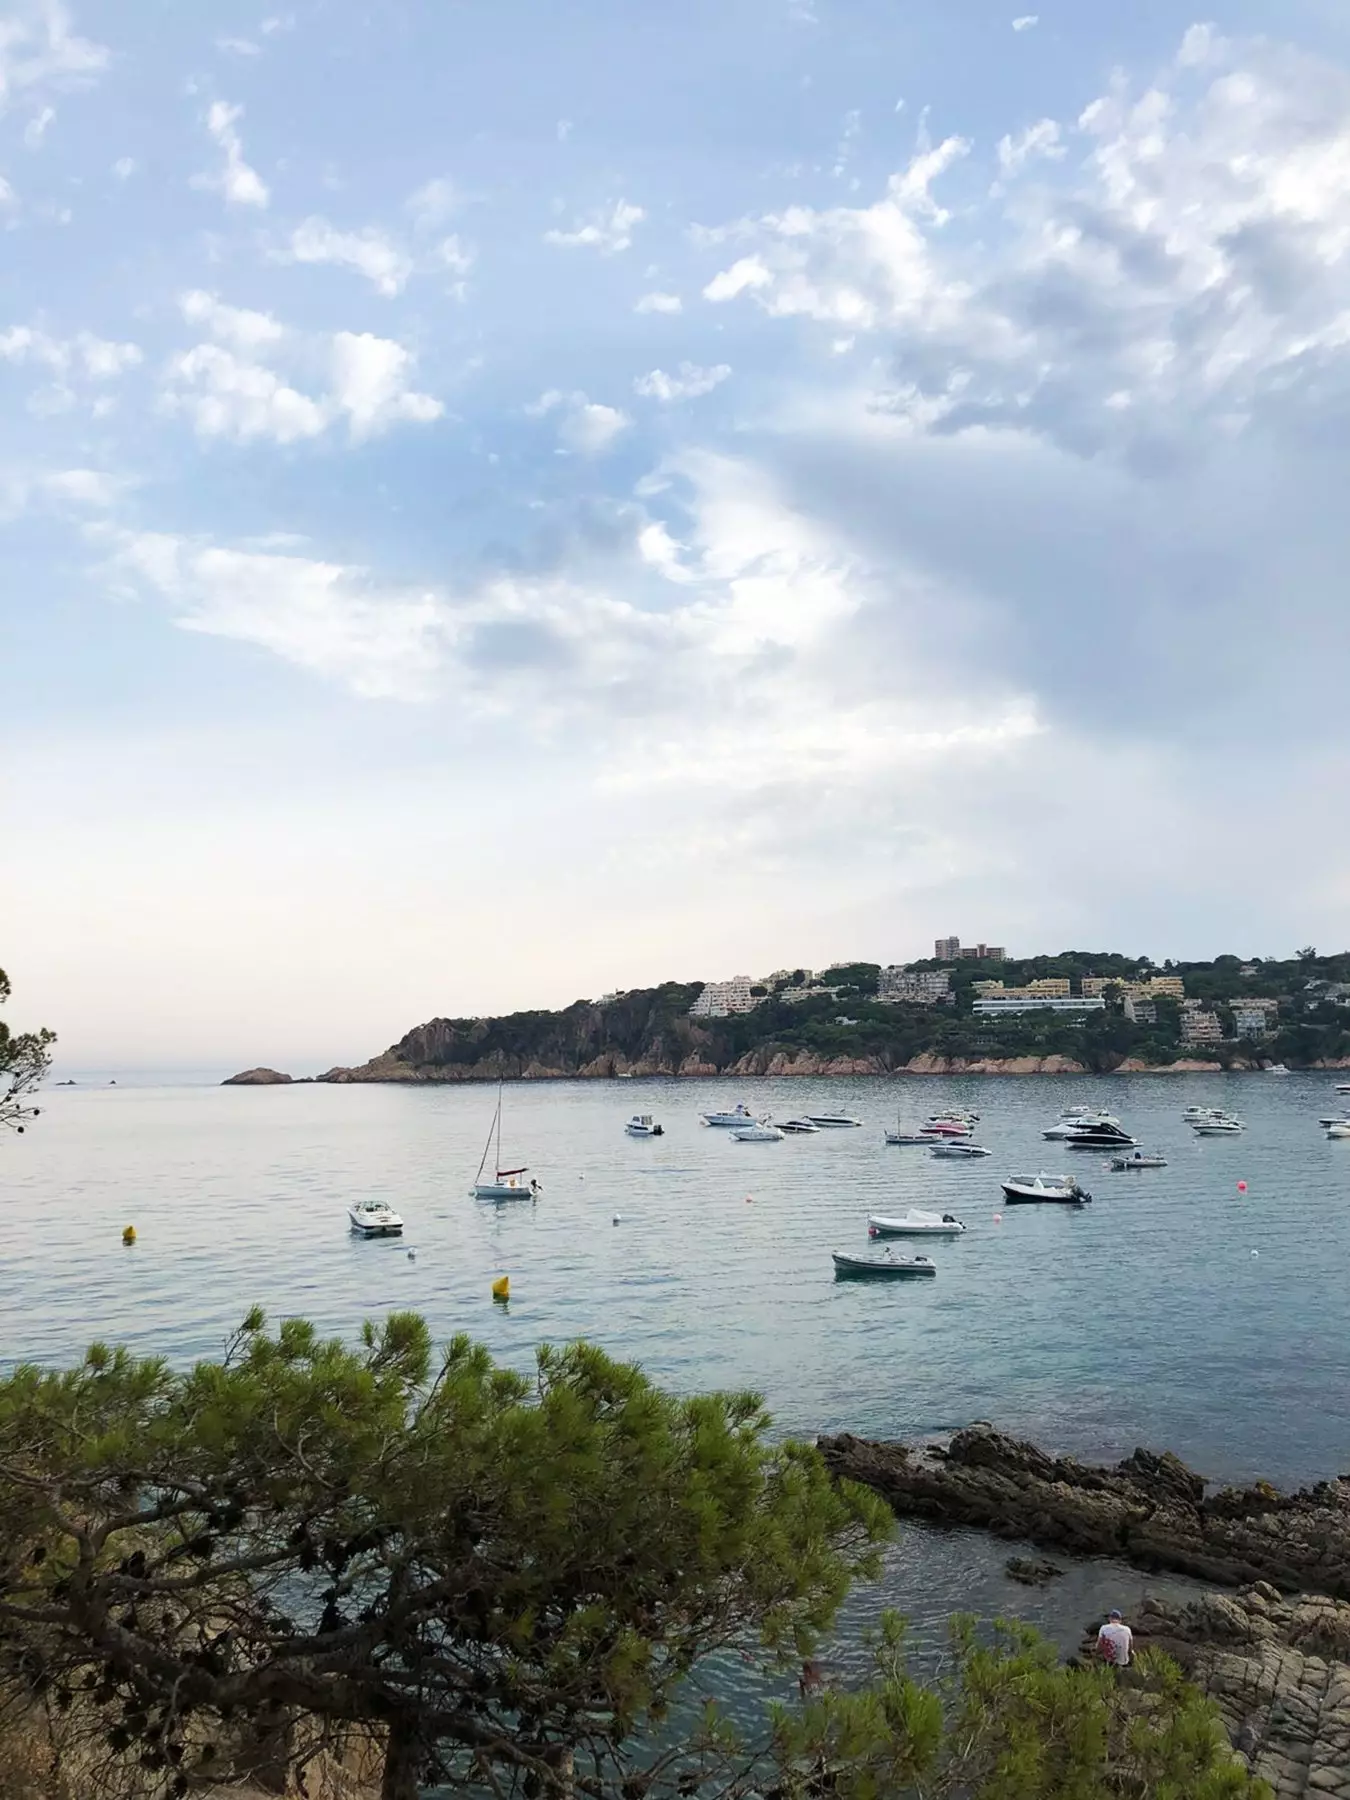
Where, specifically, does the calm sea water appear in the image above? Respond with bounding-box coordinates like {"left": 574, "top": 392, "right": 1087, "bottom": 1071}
{"left": 4, "top": 1071, "right": 1347, "bottom": 1660}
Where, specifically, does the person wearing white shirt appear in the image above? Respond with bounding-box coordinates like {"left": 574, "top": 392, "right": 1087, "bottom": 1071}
{"left": 1096, "top": 1608, "right": 1133, "bottom": 1669}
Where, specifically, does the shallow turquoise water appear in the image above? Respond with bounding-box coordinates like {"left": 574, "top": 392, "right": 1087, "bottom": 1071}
{"left": 6, "top": 1071, "right": 1349, "bottom": 1490}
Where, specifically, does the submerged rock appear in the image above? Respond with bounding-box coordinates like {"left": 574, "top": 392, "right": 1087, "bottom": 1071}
{"left": 1005, "top": 1555, "right": 1065, "bottom": 1585}
{"left": 818, "top": 1424, "right": 1350, "bottom": 1596}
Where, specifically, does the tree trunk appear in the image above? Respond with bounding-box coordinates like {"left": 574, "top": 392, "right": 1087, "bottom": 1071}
{"left": 381, "top": 1722, "right": 424, "bottom": 1800}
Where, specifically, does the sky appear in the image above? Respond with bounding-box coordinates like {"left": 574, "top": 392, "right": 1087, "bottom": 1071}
{"left": 5, "top": 0, "right": 1350, "bottom": 1070}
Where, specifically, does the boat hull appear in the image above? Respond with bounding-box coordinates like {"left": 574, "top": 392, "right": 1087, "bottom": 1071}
{"left": 868, "top": 1213, "right": 964, "bottom": 1237}
{"left": 832, "top": 1253, "right": 936, "bottom": 1279}
{"left": 472, "top": 1182, "right": 539, "bottom": 1202}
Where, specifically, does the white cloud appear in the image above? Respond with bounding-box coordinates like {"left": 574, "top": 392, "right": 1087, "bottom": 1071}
{"left": 544, "top": 198, "right": 644, "bottom": 254}
{"left": 111, "top": 155, "right": 135, "bottom": 180}
{"left": 23, "top": 102, "right": 53, "bottom": 145}
{"left": 193, "top": 100, "right": 269, "bottom": 210}
{"left": 634, "top": 361, "right": 731, "bottom": 402}
{"left": 164, "top": 343, "right": 329, "bottom": 444}
{"left": 164, "top": 297, "right": 441, "bottom": 444}
{"left": 0, "top": 1, "right": 106, "bottom": 115}
{"left": 703, "top": 256, "right": 773, "bottom": 302}
{"left": 180, "top": 289, "right": 285, "bottom": 352}
{"left": 109, "top": 533, "right": 451, "bottom": 701}
{"left": 1011, "top": 14, "right": 1039, "bottom": 31}
{"left": 0, "top": 174, "right": 14, "bottom": 206}
{"left": 328, "top": 332, "right": 443, "bottom": 438}
{"left": 404, "top": 176, "right": 457, "bottom": 231}
{"left": 285, "top": 217, "right": 413, "bottom": 296}
{"left": 635, "top": 291, "right": 682, "bottom": 314}
{"left": 561, "top": 400, "right": 629, "bottom": 455}
{"left": 0, "top": 323, "right": 142, "bottom": 381}
{"left": 436, "top": 234, "right": 473, "bottom": 276}
{"left": 996, "top": 117, "right": 1063, "bottom": 174}
{"left": 0, "top": 463, "right": 121, "bottom": 517}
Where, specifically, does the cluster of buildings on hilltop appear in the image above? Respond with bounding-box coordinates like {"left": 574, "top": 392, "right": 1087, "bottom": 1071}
{"left": 684, "top": 941, "right": 1297, "bottom": 1045}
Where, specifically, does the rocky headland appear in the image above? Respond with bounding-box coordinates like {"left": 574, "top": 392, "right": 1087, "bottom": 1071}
{"left": 222, "top": 1067, "right": 297, "bottom": 1086}
{"left": 819, "top": 1425, "right": 1350, "bottom": 1595}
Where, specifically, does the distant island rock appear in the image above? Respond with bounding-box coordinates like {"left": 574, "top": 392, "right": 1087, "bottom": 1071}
{"left": 222, "top": 1068, "right": 295, "bottom": 1086}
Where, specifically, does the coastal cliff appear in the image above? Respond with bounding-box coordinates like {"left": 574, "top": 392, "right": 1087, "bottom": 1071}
{"left": 314, "top": 951, "right": 1350, "bottom": 1084}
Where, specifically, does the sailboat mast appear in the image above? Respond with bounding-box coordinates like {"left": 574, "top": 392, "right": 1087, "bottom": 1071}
{"left": 495, "top": 1079, "right": 503, "bottom": 1178}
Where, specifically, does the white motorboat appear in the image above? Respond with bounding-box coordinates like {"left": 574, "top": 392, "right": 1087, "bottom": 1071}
{"left": 701, "top": 1104, "right": 759, "bottom": 1128}
{"left": 1043, "top": 1109, "right": 1122, "bottom": 1140}
{"left": 929, "top": 1141, "right": 991, "bottom": 1158}
{"left": 1110, "top": 1150, "right": 1168, "bottom": 1170}
{"left": 471, "top": 1083, "right": 542, "bottom": 1201}
{"left": 1183, "top": 1105, "right": 1237, "bottom": 1123}
{"left": 1327, "top": 1123, "right": 1350, "bottom": 1139}
{"left": 920, "top": 1119, "right": 972, "bottom": 1138}
{"left": 624, "top": 1114, "right": 664, "bottom": 1137}
{"left": 1191, "top": 1119, "right": 1244, "bottom": 1136}
{"left": 1337, "top": 1084, "right": 1350, "bottom": 1094}
{"left": 868, "top": 1210, "right": 966, "bottom": 1237}
{"left": 1001, "top": 1173, "right": 1091, "bottom": 1205}
{"left": 778, "top": 1117, "right": 822, "bottom": 1133}
{"left": 885, "top": 1129, "right": 933, "bottom": 1145}
{"left": 832, "top": 1251, "right": 936, "bottom": 1280}
{"left": 806, "top": 1113, "right": 864, "bottom": 1128}
{"left": 349, "top": 1199, "right": 404, "bottom": 1237}
{"left": 731, "top": 1122, "right": 785, "bottom": 1142}
{"left": 1265, "top": 1064, "right": 1291, "bottom": 1075}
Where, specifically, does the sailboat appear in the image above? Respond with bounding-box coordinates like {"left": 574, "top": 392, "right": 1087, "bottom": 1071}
{"left": 471, "top": 1084, "right": 542, "bottom": 1201}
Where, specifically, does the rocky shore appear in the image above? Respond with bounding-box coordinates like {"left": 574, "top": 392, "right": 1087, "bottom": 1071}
{"left": 315, "top": 1050, "right": 1248, "bottom": 1082}
{"left": 822, "top": 1425, "right": 1350, "bottom": 1794}
{"left": 819, "top": 1425, "right": 1350, "bottom": 1595}
{"left": 1086, "top": 1586, "right": 1350, "bottom": 1798}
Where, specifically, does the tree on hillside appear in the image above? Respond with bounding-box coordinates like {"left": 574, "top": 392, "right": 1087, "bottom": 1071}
{"left": 0, "top": 1314, "right": 891, "bottom": 1800}
{"left": 0, "top": 968, "right": 54, "bottom": 1134}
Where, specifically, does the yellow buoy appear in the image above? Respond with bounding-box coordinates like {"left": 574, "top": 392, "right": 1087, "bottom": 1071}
{"left": 122, "top": 1225, "right": 136, "bottom": 1246}
{"left": 491, "top": 1275, "right": 510, "bottom": 1303}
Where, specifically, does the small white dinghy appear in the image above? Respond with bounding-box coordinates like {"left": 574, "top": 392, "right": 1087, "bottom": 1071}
{"left": 731, "top": 1122, "right": 785, "bottom": 1142}
{"left": 930, "top": 1141, "right": 991, "bottom": 1159}
{"left": 1110, "top": 1150, "right": 1168, "bottom": 1170}
{"left": 349, "top": 1199, "right": 404, "bottom": 1237}
{"left": 868, "top": 1210, "right": 966, "bottom": 1238}
{"left": 1327, "top": 1123, "right": 1350, "bottom": 1140}
{"left": 1191, "top": 1118, "right": 1244, "bottom": 1136}
{"left": 1001, "top": 1173, "right": 1091, "bottom": 1205}
{"left": 624, "top": 1114, "right": 664, "bottom": 1137}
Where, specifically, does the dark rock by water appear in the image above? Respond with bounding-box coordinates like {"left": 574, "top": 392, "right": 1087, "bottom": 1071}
{"left": 1005, "top": 1555, "right": 1065, "bottom": 1585}
{"left": 819, "top": 1424, "right": 1350, "bottom": 1596}
{"left": 222, "top": 1067, "right": 294, "bottom": 1086}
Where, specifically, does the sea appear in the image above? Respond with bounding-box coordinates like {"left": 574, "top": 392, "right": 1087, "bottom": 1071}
{"left": 5, "top": 1070, "right": 1349, "bottom": 1670}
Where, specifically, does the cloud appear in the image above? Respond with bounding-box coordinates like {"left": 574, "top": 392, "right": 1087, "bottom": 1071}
{"left": 216, "top": 35, "right": 260, "bottom": 56}
{"left": 0, "top": 174, "right": 15, "bottom": 206}
{"left": 163, "top": 294, "right": 441, "bottom": 444}
{"left": 1011, "top": 14, "right": 1039, "bottom": 30}
{"left": 528, "top": 388, "right": 630, "bottom": 455}
{"left": 544, "top": 198, "right": 644, "bottom": 254}
{"left": 328, "top": 332, "right": 443, "bottom": 437}
{"left": 0, "top": 462, "right": 121, "bottom": 517}
{"left": 0, "top": 1, "right": 106, "bottom": 115}
{"left": 111, "top": 155, "right": 135, "bottom": 179}
{"left": 635, "top": 291, "right": 682, "bottom": 314}
{"left": 703, "top": 256, "right": 773, "bottom": 302}
{"left": 404, "top": 176, "right": 457, "bottom": 231}
{"left": 109, "top": 533, "right": 451, "bottom": 701}
{"left": 695, "top": 32, "right": 1350, "bottom": 465}
{"left": 995, "top": 117, "right": 1063, "bottom": 174}
{"left": 192, "top": 100, "right": 269, "bottom": 209}
{"left": 285, "top": 217, "right": 414, "bottom": 295}
{"left": 0, "top": 323, "right": 142, "bottom": 400}
{"left": 23, "top": 103, "right": 53, "bottom": 146}
{"left": 633, "top": 361, "right": 731, "bottom": 402}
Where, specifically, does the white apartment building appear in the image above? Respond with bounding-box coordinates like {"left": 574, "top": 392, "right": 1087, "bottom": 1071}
{"left": 689, "top": 976, "right": 762, "bottom": 1019}
{"left": 972, "top": 978, "right": 1072, "bottom": 1000}
{"left": 1123, "top": 996, "right": 1157, "bottom": 1025}
{"left": 1232, "top": 1006, "right": 1273, "bottom": 1039}
{"left": 972, "top": 995, "right": 1105, "bottom": 1016}
{"left": 1081, "top": 976, "right": 1186, "bottom": 1001}
{"left": 877, "top": 967, "right": 952, "bottom": 1006}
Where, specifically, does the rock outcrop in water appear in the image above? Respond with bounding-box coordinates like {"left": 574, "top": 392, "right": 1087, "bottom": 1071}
{"left": 222, "top": 1067, "right": 295, "bottom": 1085}
{"left": 1083, "top": 1585, "right": 1350, "bottom": 1798}
{"left": 818, "top": 1425, "right": 1350, "bottom": 1596}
